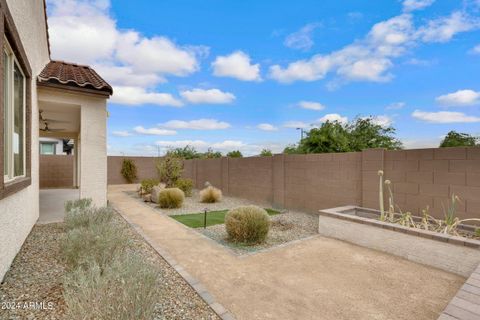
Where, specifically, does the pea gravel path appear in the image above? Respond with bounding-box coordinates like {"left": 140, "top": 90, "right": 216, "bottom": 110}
{"left": 0, "top": 214, "right": 219, "bottom": 320}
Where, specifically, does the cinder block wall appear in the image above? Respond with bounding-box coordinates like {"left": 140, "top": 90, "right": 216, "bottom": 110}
{"left": 39, "top": 155, "right": 74, "bottom": 188}
{"left": 107, "top": 147, "right": 480, "bottom": 218}
{"left": 364, "top": 147, "right": 480, "bottom": 220}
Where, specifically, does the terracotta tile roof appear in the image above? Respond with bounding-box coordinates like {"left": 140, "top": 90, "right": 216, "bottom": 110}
{"left": 38, "top": 60, "right": 113, "bottom": 95}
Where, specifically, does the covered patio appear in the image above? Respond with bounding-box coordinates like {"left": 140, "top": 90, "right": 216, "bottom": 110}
{"left": 37, "top": 61, "right": 112, "bottom": 215}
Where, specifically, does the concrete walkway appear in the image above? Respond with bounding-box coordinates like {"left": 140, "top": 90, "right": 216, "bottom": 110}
{"left": 39, "top": 188, "right": 79, "bottom": 224}
{"left": 109, "top": 184, "right": 464, "bottom": 320}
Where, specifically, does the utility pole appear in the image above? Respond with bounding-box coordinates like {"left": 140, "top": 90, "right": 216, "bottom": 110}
{"left": 296, "top": 127, "right": 305, "bottom": 141}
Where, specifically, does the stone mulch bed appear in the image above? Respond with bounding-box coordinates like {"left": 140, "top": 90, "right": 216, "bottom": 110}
{"left": 199, "top": 210, "right": 319, "bottom": 255}
{"left": 128, "top": 189, "right": 269, "bottom": 216}
{"left": 0, "top": 213, "right": 219, "bottom": 320}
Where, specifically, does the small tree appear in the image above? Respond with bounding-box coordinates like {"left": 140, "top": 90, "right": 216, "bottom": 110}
{"left": 202, "top": 148, "right": 222, "bottom": 159}
{"left": 300, "top": 121, "right": 350, "bottom": 153}
{"left": 260, "top": 149, "right": 273, "bottom": 156}
{"left": 120, "top": 159, "right": 137, "bottom": 183}
{"left": 440, "top": 131, "right": 478, "bottom": 148}
{"left": 166, "top": 145, "right": 200, "bottom": 159}
{"left": 227, "top": 150, "right": 243, "bottom": 158}
{"left": 347, "top": 117, "right": 402, "bottom": 151}
{"left": 156, "top": 156, "right": 183, "bottom": 187}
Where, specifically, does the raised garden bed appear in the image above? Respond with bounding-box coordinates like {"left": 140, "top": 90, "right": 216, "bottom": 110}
{"left": 318, "top": 205, "right": 480, "bottom": 277}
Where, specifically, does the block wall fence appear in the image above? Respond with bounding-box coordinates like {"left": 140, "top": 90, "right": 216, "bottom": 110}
{"left": 39, "top": 155, "right": 74, "bottom": 188}
{"left": 104, "top": 147, "right": 479, "bottom": 219}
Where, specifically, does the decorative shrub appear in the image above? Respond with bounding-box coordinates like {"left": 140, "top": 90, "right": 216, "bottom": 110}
{"left": 61, "top": 221, "right": 130, "bottom": 270}
{"left": 65, "top": 198, "right": 92, "bottom": 214}
{"left": 225, "top": 206, "right": 270, "bottom": 244}
{"left": 140, "top": 179, "right": 159, "bottom": 194}
{"left": 158, "top": 188, "right": 185, "bottom": 208}
{"left": 156, "top": 156, "right": 183, "bottom": 187}
{"left": 64, "top": 253, "right": 159, "bottom": 320}
{"left": 64, "top": 206, "right": 114, "bottom": 231}
{"left": 121, "top": 159, "right": 137, "bottom": 183}
{"left": 175, "top": 178, "right": 193, "bottom": 197}
{"left": 200, "top": 186, "right": 222, "bottom": 203}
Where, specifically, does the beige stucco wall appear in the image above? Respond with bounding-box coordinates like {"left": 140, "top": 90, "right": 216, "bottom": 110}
{"left": 38, "top": 88, "right": 108, "bottom": 207}
{"left": 0, "top": 0, "right": 50, "bottom": 281}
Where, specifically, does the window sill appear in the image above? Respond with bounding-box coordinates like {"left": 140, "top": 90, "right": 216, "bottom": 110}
{"left": 0, "top": 176, "right": 31, "bottom": 200}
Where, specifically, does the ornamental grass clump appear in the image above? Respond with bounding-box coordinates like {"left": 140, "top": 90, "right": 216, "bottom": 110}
{"left": 158, "top": 188, "right": 185, "bottom": 208}
{"left": 65, "top": 198, "right": 92, "bottom": 214}
{"left": 225, "top": 206, "right": 270, "bottom": 244}
{"left": 64, "top": 253, "right": 159, "bottom": 320}
{"left": 64, "top": 206, "right": 114, "bottom": 231}
{"left": 200, "top": 186, "right": 222, "bottom": 203}
{"left": 174, "top": 178, "right": 193, "bottom": 197}
{"left": 61, "top": 220, "right": 130, "bottom": 271}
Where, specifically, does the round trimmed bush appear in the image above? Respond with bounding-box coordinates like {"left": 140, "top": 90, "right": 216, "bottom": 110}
{"left": 200, "top": 186, "right": 222, "bottom": 203}
{"left": 225, "top": 206, "right": 270, "bottom": 244}
{"left": 158, "top": 188, "right": 185, "bottom": 208}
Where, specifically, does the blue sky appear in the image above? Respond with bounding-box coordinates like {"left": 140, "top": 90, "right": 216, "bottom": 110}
{"left": 47, "top": 0, "right": 480, "bottom": 155}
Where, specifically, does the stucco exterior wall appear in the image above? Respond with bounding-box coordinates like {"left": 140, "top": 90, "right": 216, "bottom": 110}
{"left": 0, "top": 0, "right": 50, "bottom": 281}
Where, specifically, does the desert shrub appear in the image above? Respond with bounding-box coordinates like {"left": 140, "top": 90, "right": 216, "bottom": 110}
{"left": 225, "top": 206, "right": 270, "bottom": 244}
{"left": 226, "top": 150, "right": 243, "bottom": 158}
{"left": 260, "top": 149, "right": 273, "bottom": 156}
{"left": 61, "top": 221, "right": 130, "bottom": 270}
{"left": 140, "top": 178, "right": 159, "bottom": 194}
{"left": 121, "top": 159, "right": 137, "bottom": 183}
{"left": 65, "top": 198, "right": 92, "bottom": 214}
{"left": 158, "top": 188, "right": 185, "bottom": 208}
{"left": 175, "top": 178, "right": 193, "bottom": 196}
{"left": 200, "top": 186, "right": 222, "bottom": 203}
{"left": 64, "top": 206, "right": 114, "bottom": 231}
{"left": 64, "top": 253, "right": 159, "bottom": 320}
{"left": 156, "top": 156, "right": 183, "bottom": 187}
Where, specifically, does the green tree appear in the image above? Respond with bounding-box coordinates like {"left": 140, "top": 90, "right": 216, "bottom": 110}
{"left": 296, "top": 117, "right": 402, "bottom": 154}
{"left": 440, "top": 131, "right": 478, "bottom": 148}
{"left": 260, "top": 149, "right": 273, "bottom": 156}
{"left": 299, "top": 121, "right": 350, "bottom": 153}
{"left": 283, "top": 144, "right": 302, "bottom": 154}
{"left": 226, "top": 150, "right": 243, "bottom": 158}
{"left": 347, "top": 117, "right": 402, "bottom": 151}
{"left": 202, "top": 148, "right": 222, "bottom": 159}
{"left": 156, "top": 156, "right": 183, "bottom": 187}
{"left": 166, "top": 145, "right": 200, "bottom": 159}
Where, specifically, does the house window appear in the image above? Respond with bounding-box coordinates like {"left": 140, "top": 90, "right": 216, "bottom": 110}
{"left": 40, "top": 142, "right": 56, "bottom": 155}
{"left": 3, "top": 38, "right": 26, "bottom": 182}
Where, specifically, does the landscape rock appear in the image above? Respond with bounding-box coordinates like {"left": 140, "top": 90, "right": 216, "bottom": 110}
{"left": 151, "top": 185, "right": 164, "bottom": 203}
{"left": 143, "top": 194, "right": 152, "bottom": 202}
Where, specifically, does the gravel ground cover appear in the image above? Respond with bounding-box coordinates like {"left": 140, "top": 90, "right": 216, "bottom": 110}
{"left": 199, "top": 210, "right": 319, "bottom": 255}
{"left": 0, "top": 213, "right": 219, "bottom": 320}
{"left": 127, "top": 189, "right": 270, "bottom": 216}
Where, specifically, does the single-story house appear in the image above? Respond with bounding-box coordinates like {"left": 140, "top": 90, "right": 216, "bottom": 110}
{"left": 0, "top": 0, "right": 112, "bottom": 281}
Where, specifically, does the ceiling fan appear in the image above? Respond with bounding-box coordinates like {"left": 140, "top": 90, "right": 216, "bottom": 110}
{"left": 39, "top": 110, "right": 70, "bottom": 124}
{"left": 40, "top": 122, "right": 66, "bottom": 132}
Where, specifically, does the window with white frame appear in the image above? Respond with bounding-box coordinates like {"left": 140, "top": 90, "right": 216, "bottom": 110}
{"left": 3, "top": 38, "right": 26, "bottom": 182}
{"left": 40, "top": 142, "right": 56, "bottom": 155}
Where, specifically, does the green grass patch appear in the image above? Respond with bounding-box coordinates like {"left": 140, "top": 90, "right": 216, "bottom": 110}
{"left": 171, "top": 208, "right": 280, "bottom": 228}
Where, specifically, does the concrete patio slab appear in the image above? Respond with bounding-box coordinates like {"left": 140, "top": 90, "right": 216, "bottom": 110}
{"left": 38, "top": 188, "right": 79, "bottom": 224}
{"left": 109, "top": 184, "right": 465, "bottom": 320}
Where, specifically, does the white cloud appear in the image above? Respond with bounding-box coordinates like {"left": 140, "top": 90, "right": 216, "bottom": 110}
{"left": 110, "top": 86, "right": 183, "bottom": 107}
{"left": 297, "top": 101, "right": 326, "bottom": 111}
{"left": 160, "top": 119, "right": 231, "bottom": 130}
{"left": 283, "top": 121, "right": 310, "bottom": 129}
{"left": 270, "top": 14, "right": 414, "bottom": 84}
{"left": 112, "top": 130, "right": 131, "bottom": 137}
{"left": 402, "top": 0, "right": 435, "bottom": 12}
{"left": 369, "top": 115, "right": 394, "bottom": 127}
{"left": 317, "top": 113, "right": 348, "bottom": 124}
{"left": 385, "top": 102, "right": 406, "bottom": 110}
{"left": 284, "top": 23, "right": 321, "bottom": 51}
{"left": 47, "top": 0, "right": 207, "bottom": 106}
{"left": 212, "top": 51, "right": 261, "bottom": 81}
{"left": 133, "top": 126, "right": 177, "bottom": 135}
{"left": 436, "top": 89, "right": 480, "bottom": 106}
{"left": 269, "top": 11, "right": 478, "bottom": 85}
{"left": 412, "top": 110, "right": 480, "bottom": 123}
{"left": 472, "top": 44, "right": 480, "bottom": 54}
{"left": 257, "top": 123, "right": 278, "bottom": 131}
{"left": 417, "top": 11, "right": 480, "bottom": 43}
{"left": 180, "top": 88, "right": 236, "bottom": 104}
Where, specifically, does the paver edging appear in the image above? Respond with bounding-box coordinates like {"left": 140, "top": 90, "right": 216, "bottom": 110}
{"left": 111, "top": 204, "right": 236, "bottom": 320}
{"left": 438, "top": 263, "right": 480, "bottom": 320}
